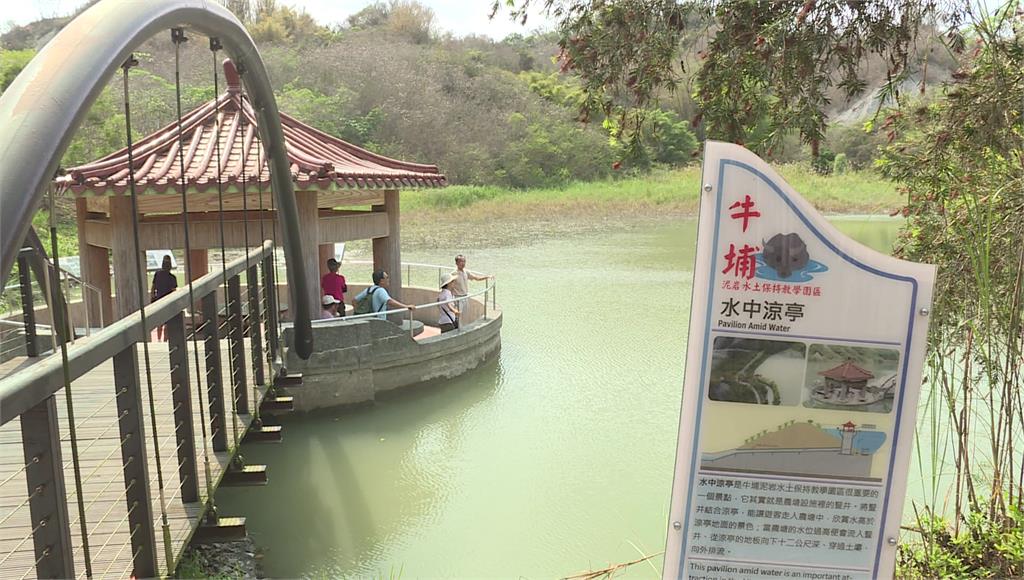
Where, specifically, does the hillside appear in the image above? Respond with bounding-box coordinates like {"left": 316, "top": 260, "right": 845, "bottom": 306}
{"left": 0, "top": 1, "right": 956, "bottom": 183}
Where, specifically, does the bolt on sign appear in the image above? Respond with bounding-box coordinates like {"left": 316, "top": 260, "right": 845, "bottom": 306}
{"left": 663, "top": 142, "right": 936, "bottom": 580}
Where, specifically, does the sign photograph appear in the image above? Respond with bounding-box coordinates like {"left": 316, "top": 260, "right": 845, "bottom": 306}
{"left": 664, "top": 142, "right": 936, "bottom": 580}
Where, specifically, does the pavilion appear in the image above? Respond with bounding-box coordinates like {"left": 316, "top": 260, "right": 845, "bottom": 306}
{"left": 56, "top": 59, "right": 446, "bottom": 325}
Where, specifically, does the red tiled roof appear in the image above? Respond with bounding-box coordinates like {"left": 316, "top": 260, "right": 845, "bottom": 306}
{"left": 819, "top": 361, "right": 874, "bottom": 382}
{"left": 56, "top": 60, "right": 445, "bottom": 195}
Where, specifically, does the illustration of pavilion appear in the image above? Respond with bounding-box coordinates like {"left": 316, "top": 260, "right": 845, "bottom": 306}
{"left": 816, "top": 361, "right": 874, "bottom": 403}
{"left": 57, "top": 59, "right": 446, "bottom": 326}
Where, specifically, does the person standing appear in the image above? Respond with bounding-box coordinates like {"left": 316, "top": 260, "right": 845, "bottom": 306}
{"left": 321, "top": 258, "right": 348, "bottom": 316}
{"left": 352, "top": 270, "right": 416, "bottom": 320}
{"left": 450, "top": 254, "right": 491, "bottom": 325}
{"left": 437, "top": 273, "right": 461, "bottom": 333}
{"left": 150, "top": 254, "right": 177, "bottom": 341}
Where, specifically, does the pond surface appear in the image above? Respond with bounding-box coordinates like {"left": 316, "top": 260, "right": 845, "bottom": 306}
{"left": 217, "top": 216, "right": 906, "bottom": 578}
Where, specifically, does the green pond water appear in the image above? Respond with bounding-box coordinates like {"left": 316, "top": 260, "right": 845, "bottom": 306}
{"left": 217, "top": 216, "right": 911, "bottom": 578}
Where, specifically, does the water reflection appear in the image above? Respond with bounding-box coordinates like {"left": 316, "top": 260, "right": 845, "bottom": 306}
{"left": 218, "top": 359, "right": 501, "bottom": 577}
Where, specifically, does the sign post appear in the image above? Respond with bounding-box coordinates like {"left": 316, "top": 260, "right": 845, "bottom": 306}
{"left": 664, "top": 142, "right": 935, "bottom": 580}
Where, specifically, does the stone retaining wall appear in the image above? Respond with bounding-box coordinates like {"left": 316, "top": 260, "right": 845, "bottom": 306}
{"left": 281, "top": 287, "right": 501, "bottom": 411}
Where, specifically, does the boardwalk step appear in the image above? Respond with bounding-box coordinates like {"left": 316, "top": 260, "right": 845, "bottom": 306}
{"left": 260, "top": 395, "right": 294, "bottom": 414}
{"left": 222, "top": 464, "right": 269, "bottom": 487}
{"left": 193, "top": 516, "right": 247, "bottom": 543}
{"left": 273, "top": 371, "right": 303, "bottom": 388}
{"left": 242, "top": 424, "right": 282, "bottom": 443}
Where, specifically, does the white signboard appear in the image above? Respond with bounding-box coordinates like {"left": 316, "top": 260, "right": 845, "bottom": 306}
{"left": 664, "top": 142, "right": 935, "bottom": 580}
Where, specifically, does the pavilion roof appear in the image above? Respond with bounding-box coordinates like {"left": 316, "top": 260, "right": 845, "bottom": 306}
{"left": 56, "top": 61, "right": 446, "bottom": 196}
{"left": 819, "top": 361, "right": 874, "bottom": 382}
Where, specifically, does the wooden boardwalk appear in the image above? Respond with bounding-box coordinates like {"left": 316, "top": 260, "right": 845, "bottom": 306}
{"left": 0, "top": 336, "right": 267, "bottom": 578}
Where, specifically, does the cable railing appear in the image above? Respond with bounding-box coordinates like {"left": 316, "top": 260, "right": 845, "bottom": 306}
{"left": 0, "top": 251, "right": 59, "bottom": 359}
{"left": 0, "top": 242, "right": 284, "bottom": 579}
{"left": 311, "top": 260, "right": 499, "bottom": 337}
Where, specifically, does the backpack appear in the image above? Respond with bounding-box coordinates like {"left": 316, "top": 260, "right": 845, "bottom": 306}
{"left": 353, "top": 286, "right": 381, "bottom": 315}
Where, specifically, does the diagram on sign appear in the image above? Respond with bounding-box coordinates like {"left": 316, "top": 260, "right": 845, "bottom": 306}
{"left": 700, "top": 419, "right": 886, "bottom": 481}
{"left": 803, "top": 345, "right": 900, "bottom": 414}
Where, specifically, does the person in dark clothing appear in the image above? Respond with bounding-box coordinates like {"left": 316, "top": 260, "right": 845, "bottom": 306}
{"left": 151, "top": 255, "right": 177, "bottom": 340}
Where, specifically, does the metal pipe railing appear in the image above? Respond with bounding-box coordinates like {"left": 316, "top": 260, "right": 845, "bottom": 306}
{"left": 312, "top": 260, "right": 497, "bottom": 328}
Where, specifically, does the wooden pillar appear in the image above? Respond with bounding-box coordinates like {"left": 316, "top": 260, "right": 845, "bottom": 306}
{"left": 109, "top": 196, "right": 144, "bottom": 319}
{"left": 76, "top": 198, "right": 112, "bottom": 326}
{"left": 201, "top": 292, "right": 228, "bottom": 452}
{"left": 187, "top": 248, "right": 208, "bottom": 282}
{"left": 21, "top": 395, "right": 74, "bottom": 579}
{"left": 227, "top": 274, "right": 249, "bottom": 415}
{"left": 371, "top": 190, "right": 402, "bottom": 300}
{"left": 318, "top": 244, "right": 333, "bottom": 280}
{"left": 112, "top": 346, "right": 158, "bottom": 577}
{"left": 295, "top": 191, "right": 320, "bottom": 322}
{"left": 166, "top": 313, "right": 199, "bottom": 503}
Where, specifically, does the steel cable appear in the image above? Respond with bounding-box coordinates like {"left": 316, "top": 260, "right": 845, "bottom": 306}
{"left": 119, "top": 56, "right": 175, "bottom": 569}
{"left": 210, "top": 41, "right": 242, "bottom": 452}
{"left": 172, "top": 28, "right": 219, "bottom": 523}
{"left": 44, "top": 169, "right": 92, "bottom": 578}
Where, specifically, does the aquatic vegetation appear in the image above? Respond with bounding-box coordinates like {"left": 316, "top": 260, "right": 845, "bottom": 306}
{"left": 879, "top": 5, "right": 1024, "bottom": 571}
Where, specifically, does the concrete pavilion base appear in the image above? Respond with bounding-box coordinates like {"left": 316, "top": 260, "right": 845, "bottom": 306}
{"left": 280, "top": 286, "right": 501, "bottom": 412}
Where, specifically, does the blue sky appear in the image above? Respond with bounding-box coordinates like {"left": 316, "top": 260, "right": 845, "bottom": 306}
{"left": 2, "top": 0, "right": 553, "bottom": 39}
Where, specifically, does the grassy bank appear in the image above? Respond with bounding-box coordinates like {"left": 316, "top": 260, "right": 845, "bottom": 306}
{"left": 19, "top": 165, "right": 899, "bottom": 261}
{"left": 402, "top": 164, "right": 902, "bottom": 218}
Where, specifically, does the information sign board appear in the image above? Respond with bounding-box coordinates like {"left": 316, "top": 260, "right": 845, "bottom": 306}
{"left": 664, "top": 142, "right": 935, "bottom": 580}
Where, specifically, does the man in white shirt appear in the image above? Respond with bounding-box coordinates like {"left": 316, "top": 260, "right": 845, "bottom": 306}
{"left": 451, "top": 254, "right": 492, "bottom": 324}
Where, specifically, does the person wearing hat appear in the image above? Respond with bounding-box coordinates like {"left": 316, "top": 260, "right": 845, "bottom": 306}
{"left": 321, "top": 258, "right": 348, "bottom": 316}
{"left": 320, "top": 294, "right": 341, "bottom": 319}
{"left": 437, "top": 272, "right": 461, "bottom": 333}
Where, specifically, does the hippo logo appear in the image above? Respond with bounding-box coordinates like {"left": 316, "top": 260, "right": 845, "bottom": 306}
{"left": 756, "top": 232, "right": 829, "bottom": 282}
{"left": 763, "top": 233, "right": 808, "bottom": 278}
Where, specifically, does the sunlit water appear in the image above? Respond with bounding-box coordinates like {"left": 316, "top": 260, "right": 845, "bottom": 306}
{"left": 216, "top": 216, "right": 909, "bottom": 578}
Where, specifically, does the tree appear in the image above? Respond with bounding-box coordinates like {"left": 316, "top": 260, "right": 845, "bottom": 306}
{"left": 491, "top": 0, "right": 972, "bottom": 157}
{"left": 346, "top": 0, "right": 436, "bottom": 44}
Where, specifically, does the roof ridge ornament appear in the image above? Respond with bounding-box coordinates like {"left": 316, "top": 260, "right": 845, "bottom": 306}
{"left": 222, "top": 59, "right": 242, "bottom": 93}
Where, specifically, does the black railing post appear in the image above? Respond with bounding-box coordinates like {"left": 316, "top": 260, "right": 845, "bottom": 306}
{"left": 246, "top": 264, "right": 265, "bottom": 386}
{"left": 17, "top": 250, "right": 39, "bottom": 357}
{"left": 201, "top": 292, "right": 228, "bottom": 452}
{"left": 21, "top": 395, "right": 74, "bottom": 579}
{"left": 261, "top": 254, "right": 280, "bottom": 363}
{"left": 227, "top": 275, "right": 249, "bottom": 415}
{"left": 112, "top": 346, "right": 157, "bottom": 578}
{"left": 165, "top": 313, "right": 199, "bottom": 503}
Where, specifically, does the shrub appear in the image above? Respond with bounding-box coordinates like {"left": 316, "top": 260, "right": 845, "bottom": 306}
{"left": 831, "top": 153, "right": 848, "bottom": 174}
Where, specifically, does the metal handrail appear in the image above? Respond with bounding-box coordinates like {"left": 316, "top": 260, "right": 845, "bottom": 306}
{"left": 0, "top": 241, "right": 276, "bottom": 425}
{"left": 2, "top": 260, "right": 104, "bottom": 338}
{"left": 314, "top": 260, "right": 498, "bottom": 337}
{"left": 318, "top": 282, "right": 495, "bottom": 324}
{"left": 341, "top": 258, "right": 489, "bottom": 281}
{"left": 58, "top": 269, "right": 104, "bottom": 336}
{"left": 0, "top": 319, "right": 52, "bottom": 330}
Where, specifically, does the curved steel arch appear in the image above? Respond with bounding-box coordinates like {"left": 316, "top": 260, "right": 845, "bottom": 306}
{"left": 0, "top": 0, "right": 313, "bottom": 358}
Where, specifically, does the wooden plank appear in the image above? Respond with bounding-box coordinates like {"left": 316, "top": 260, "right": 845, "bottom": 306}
{"left": 0, "top": 337, "right": 270, "bottom": 579}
